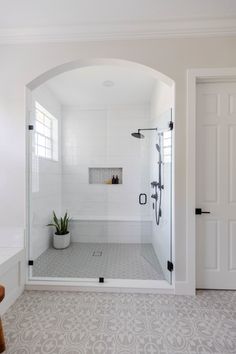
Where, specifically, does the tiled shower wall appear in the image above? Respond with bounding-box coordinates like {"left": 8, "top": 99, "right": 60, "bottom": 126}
{"left": 61, "top": 104, "right": 152, "bottom": 242}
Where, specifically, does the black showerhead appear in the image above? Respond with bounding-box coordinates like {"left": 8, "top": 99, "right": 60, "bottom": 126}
{"left": 131, "top": 127, "right": 157, "bottom": 139}
{"left": 131, "top": 131, "right": 145, "bottom": 139}
{"left": 156, "top": 143, "right": 160, "bottom": 152}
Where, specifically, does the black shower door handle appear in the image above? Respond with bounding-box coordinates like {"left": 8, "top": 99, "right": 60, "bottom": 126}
{"left": 195, "top": 208, "right": 211, "bottom": 215}
{"left": 139, "top": 193, "right": 147, "bottom": 205}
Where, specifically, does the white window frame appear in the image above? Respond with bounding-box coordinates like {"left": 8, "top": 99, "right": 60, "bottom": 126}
{"left": 34, "top": 101, "right": 58, "bottom": 161}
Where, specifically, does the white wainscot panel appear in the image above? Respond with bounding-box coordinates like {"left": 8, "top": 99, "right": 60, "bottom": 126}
{"left": 228, "top": 93, "right": 236, "bottom": 115}
{"left": 201, "top": 220, "right": 219, "bottom": 270}
{"left": 0, "top": 248, "right": 25, "bottom": 315}
{"left": 202, "top": 125, "right": 219, "bottom": 203}
{"left": 229, "top": 125, "right": 236, "bottom": 203}
{"left": 229, "top": 220, "right": 236, "bottom": 271}
{"left": 202, "top": 93, "right": 220, "bottom": 115}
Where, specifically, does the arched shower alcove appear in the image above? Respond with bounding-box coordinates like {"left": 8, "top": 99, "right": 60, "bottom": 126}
{"left": 26, "top": 58, "right": 175, "bottom": 293}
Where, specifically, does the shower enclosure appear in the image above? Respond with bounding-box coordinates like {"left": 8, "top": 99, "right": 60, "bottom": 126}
{"left": 26, "top": 63, "right": 174, "bottom": 288}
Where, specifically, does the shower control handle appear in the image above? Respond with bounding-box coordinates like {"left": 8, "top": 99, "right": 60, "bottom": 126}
{"left": 139, "top": 193, "right": 147, "bottom": 205}
{"left": 151, "top": 193, "right": 158, "bottom": 201}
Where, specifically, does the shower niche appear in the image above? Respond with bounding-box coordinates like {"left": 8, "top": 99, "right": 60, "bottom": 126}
{"left": 89, "top": 167, "right": 123, "bottom": 184}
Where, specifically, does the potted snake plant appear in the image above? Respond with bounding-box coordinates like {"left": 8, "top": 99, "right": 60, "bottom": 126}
{"left": 47, "top": 211, "right": 71, "bottom": 249}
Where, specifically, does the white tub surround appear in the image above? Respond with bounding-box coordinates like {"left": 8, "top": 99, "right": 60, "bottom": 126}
{"left": 0, "top": 228, "right": 25, "bottom": 314}
{"left": 0, "top": 248, "right": 25, "bottom": 315}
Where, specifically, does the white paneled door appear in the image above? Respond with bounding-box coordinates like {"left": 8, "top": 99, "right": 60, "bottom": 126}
{"left": 196, "top": 82, "right": 236, "bottom": 289}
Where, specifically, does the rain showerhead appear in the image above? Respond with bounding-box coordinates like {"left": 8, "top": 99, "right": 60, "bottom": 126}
{"left": 131, "top": 128, "right": 157, "bottom": 139}
{"left": 131, "top": 131, "right": 145, "bottom": 139}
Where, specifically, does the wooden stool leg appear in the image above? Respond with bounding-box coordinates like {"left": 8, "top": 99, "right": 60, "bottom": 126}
{"left": 0, "top": 318, "right": 5, "bottom": 353}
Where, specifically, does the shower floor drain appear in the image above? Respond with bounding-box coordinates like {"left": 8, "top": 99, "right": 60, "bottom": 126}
{"left": 92, "top": 251, "right": 102, "bottom": 257}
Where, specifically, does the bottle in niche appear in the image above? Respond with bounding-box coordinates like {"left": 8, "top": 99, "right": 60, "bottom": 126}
{"left": 115, "top": 175, "right": 119, "bottom": 184}
{"left": 112, "top": 175, "right": 116, "bottom": 184}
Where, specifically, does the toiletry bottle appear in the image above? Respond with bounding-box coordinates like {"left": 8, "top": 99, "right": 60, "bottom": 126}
{"left": 115, "top": 175, "right": 119, "bottom": 184}
{"left": 112, "top": 175, "right": 116, "bottom": 184}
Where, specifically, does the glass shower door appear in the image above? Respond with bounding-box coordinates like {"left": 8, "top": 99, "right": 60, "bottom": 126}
{"left": 140, "top": 108, "right": 173, "bottom": 284}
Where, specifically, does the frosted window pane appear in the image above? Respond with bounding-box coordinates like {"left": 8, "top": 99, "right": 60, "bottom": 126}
{"left": 36, "top": 110, "right": 44, "bottom": 123}
{"left": 44, "top": 116, "right": 51, "bottom": 128}
{"left": 164, "top": 131, "right": 171, "bottom": 139}
{"left": 163, "top": 138, "right": 171, "bottom": 147}
{"left": 164, "top": 147, "right": 171, "bottom": 156}
{"left": 38, "top": 135, "right": 45, "bottom": 146}
{"left": 35, "top": 101, "right": 58, "bottom": 161}
{"left": 46, "top": 149, "right": 51, "bottom": 159}
{"left": 38, "top": 146, "right": 45, "bottom": 157}
{"left": 34, "top": 133, "right": 38, "bottom": 145}
{"left": 44, "top": 127, "right": 50, "bottom": 138}
{"left": 36, "top": 121, "right": 44, "bottom": 135}
{"left": 46, "top": 138, "right": 51, "bottom": 149}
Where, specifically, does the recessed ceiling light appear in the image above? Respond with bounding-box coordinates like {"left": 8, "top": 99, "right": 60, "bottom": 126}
{"left": 103, "top": 80, "right": 114, "bottom": 87}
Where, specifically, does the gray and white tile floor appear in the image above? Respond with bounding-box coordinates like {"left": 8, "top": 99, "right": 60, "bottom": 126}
{"left": 33, "top": 243, "right": 165, "bottom": 280}
{"left": 2, "top": 290, "right": 236, "bottom": 353}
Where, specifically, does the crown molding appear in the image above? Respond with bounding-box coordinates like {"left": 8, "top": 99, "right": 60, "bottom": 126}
{"left": 0, "top": 17, "right": 236, "bottom": 44}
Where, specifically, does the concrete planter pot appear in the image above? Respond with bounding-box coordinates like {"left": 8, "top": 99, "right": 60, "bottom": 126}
{"left": 53, "top": 232, "right": 70, "bottom": 249}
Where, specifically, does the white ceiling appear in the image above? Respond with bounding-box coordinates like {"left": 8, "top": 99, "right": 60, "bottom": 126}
{"left": 1, "top": 0, "right": 236, "bottom": 27}
{"left": 0, "top": 0, "right": 236, "bottom": 42}
{"left": 45, "top": 65, "right": 156, "bottom": 106}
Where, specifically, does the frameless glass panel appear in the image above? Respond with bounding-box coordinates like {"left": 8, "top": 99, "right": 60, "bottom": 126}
{"left": 137, "top": 109, "right": 173, "bottom": 284}
{"left": 29, "top": 98, "right": 61, "bottom": 280}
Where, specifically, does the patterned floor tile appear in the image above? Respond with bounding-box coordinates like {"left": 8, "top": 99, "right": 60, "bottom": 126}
{"left": 32, "top": 243, "right": 164, "bottom": 280}
{"left": 2, "top": 290, "right": 236, "bottom": 353}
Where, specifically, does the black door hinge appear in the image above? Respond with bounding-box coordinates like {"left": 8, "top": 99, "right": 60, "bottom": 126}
{"left": 167, "top": 261, "right": 174, "bottom": 272}
{"left": 28, "top": 125, "right": 34, "bottom": 130}
{"left": 169, "top": 121, "right": 174, "bottom": 130}
{"left": 28, "top": 260, "right": 34, "bottom": 266}
{"left": 99, "top": 277, "right": 104, "bottom": 283}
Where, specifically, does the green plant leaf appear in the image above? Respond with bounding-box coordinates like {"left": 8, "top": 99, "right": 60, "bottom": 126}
{"left": 47, "top": 211, "right": 70, "bottom": 235}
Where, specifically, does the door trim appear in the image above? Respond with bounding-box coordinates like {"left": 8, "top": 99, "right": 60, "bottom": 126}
{"left": 186, "top": 67, "right": 236, "bottom": 295}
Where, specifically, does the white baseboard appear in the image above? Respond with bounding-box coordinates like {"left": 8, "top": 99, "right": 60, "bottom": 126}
{"left": 175, "top": 281, "right": 195, "bottom": 295}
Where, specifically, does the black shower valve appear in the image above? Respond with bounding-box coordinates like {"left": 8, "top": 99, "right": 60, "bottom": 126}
{"left": 151, "top": 193, "right": 158, "bottom": 201}
{"left": 151, "top": 181, "right": 158, "bottom": 187}
{"left": 157, "top": 182, "right": 164, "bottom": 190}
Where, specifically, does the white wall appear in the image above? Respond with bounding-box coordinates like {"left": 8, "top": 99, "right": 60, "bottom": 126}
{"left": 61, "top": 104, "right": 151, "bottom": 223}
{"left": 1, "top": 37, "right": 236, "bottom": 285}
{"left": 30, "top": 85, "right": 62, "bottom": 259}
